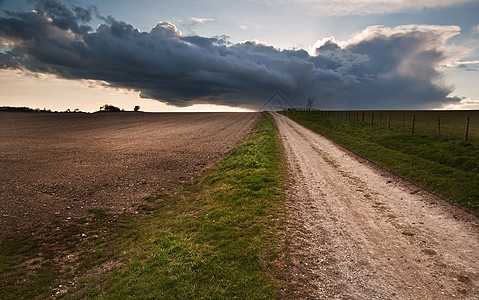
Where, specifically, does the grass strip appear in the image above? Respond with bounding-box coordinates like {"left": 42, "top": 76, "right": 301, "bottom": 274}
{"left": 63, "top": 112, "right": 286, "bottom": 299}
{"left": 282, "top": 111, "right": 479, "bottom": 212}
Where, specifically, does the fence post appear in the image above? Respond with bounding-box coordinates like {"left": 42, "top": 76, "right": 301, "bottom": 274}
{"left": 411, "top": 115, "right": 416, "bottom": 134}
{"left": 380, "top": 114, "right": 383, "bottom": 126}
{"left": 465, "top": 116, "right": 470, "bottom": 142}
{"left": 402, "top": 114, "right": 405, "bottom": 131}
{"left": 371, "top": 113, "right": 374, "bottom": 126}
{"left": 436, "top": 116, "right": 440, "bottom": 138}
{"left": 362, "top": 112, "right": 365, "bottom": 123}
{"left": 387, "top": 114, "right": 390, "bottom": 129}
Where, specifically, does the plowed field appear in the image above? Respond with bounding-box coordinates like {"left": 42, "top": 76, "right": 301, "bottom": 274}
{"left": 0, "top": 112, "right": 258, "bottom": 239}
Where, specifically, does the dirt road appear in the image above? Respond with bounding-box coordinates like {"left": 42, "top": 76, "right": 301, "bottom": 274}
{"left": 273, "top": 113, "right": 479, "bottom": 299}
{"left": 0, "top": 112, "right": 258, "bottom": 239}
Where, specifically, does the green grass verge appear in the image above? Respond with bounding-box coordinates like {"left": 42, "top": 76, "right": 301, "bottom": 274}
{"left": 282, "top": 111, "right": 479, "bottom": 212}
{"left": 0, "top": 209, "right": 127, "bottom": 299}
{"left": 321, "top": 110, "right": 479, "bottom": 143}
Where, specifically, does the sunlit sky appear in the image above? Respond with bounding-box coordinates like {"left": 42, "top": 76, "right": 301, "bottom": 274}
{"left": 0, "top": 0, "right": 478, "bottom": 111}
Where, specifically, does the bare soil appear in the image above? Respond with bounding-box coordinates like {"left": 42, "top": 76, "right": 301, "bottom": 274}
{"left": 273, "top": 113, "right": 479, "bottom": 299}
{"left": 0, "top": 112, "right": 258, "bottom": 240}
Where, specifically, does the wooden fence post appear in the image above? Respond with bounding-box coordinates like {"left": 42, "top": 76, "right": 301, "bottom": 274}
{"left": 411, "top": 115, "right": 416, "bottom": 134}
{"left": 362, "top": 112, "right": 365, "bottom": 123}
{"left": 436, "top": 116, "right": 440, "bottom": 138}
{"left": 465, "top": 116, "right": 470, "bottom": 142}
{"left": 380, "top": 114, "right": 383, "bottom": 126}
{"left": 387, "top": 114, "right": 390, "bottom": 129}
{"left": 371, "top": 113, "right": 374, "bottom": 126}
{"left": 402, "top": 114, "right": 405, "bottom": 131}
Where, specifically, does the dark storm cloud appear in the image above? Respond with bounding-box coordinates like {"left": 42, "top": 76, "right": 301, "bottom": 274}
{"left": 0, "top": 0, "right": 462, "bottom": 109}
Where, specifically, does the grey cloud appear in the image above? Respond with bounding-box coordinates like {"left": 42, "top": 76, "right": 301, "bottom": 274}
{"left": 180, "top": 17, "right": 215, "bottom": 36}
{"left": 0, "top": 0, "right": 462, "bottom": 109}
{"left": 32, "top": 0, "right": 92, "bottom": 33}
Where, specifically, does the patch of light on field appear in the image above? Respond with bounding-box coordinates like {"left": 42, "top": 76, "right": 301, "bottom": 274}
{"left": 0, "top": 70, "right": 252, "bottom": 112}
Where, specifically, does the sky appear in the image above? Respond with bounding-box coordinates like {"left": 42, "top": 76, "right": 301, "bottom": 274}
{"left": 0, "top": 0, "right": 478, "bottom": 112}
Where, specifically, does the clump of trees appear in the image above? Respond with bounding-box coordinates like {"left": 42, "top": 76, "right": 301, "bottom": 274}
{"left": 99, "top": 104, "right": 121, "bottom": 112}
{"left": 63, "top": 108, "right": 81, "bottom": 113}
{"left": 0, "top": 106, "right": 66, "bottom": 113}
{"left": 1, "top": 106, "right": 37, "bottom": 112}
{"left": 98, "top": 104, "right": 141, "bottom": 112}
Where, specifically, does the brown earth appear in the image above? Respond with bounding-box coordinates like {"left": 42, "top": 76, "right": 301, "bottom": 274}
{"left": 0, "top": 112, "right": 258, "bottom": 240}
{"left": 273, "top": 113, "right": 479, "bottom": 299}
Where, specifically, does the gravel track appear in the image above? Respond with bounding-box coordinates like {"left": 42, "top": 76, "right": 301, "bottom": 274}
{"left": 273, "top": 113, "right": 479, "bottom": 299}
{"left": 0, "top": 112, "right": 258, "bottom": 239}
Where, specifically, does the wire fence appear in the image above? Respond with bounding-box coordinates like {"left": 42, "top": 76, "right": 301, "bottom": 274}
{"left": 287, "top": 109, "right": 479, "bottom": 143}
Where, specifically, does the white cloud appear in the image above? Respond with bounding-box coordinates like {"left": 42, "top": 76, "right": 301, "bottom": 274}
{"left": 443, "top": 59, "right": 479, "bottom": 71}
{"left": 191, "top": 17, "right": 215, "bottom": 24}
{"left": 267, "top": 0, "right": 475, "bottom": 16}
{"left": 309, "top": 36, "right": 341, "bottom": 55}
{"left": 346, "top": 25, "right": 461, "bottom": 44}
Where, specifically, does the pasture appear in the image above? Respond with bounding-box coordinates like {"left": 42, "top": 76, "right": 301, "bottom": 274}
{"left": 300, "top": 110, "right": 479, "bottom": 143}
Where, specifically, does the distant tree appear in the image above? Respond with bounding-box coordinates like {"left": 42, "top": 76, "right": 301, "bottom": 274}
{"left": 134, "top": 105, "right": 140, "bottom": 112}
{"left": 0, "top": 106, "right": 56, "bottom": 112}
{"left": 307, "top": 97, "right": 314, "bottom": 111}
{"left": 99, "top": 104, "right": 121, "bottom": 112}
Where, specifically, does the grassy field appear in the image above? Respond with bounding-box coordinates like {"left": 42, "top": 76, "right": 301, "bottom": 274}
{"left": 282, "top": 110, "right": 479, "bottom": 212}
{"left": 0, "top": 112, "right": 287, "bottom": 299}
{"left": 308, "top": 110, "right": 479, "bottom": 143}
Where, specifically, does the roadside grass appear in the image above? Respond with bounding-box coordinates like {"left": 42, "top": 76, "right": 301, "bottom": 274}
{"left": 0, "top": 112, "right": 286, "bottom": 299}
{"left": 0, "top": 209, "right": 125, "bottom": 299}
{"left": 322, "top": 110, "right": 479, "bottom": 143}
{"left": 282, "top": 111, "right": 479, "bottom": 212}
